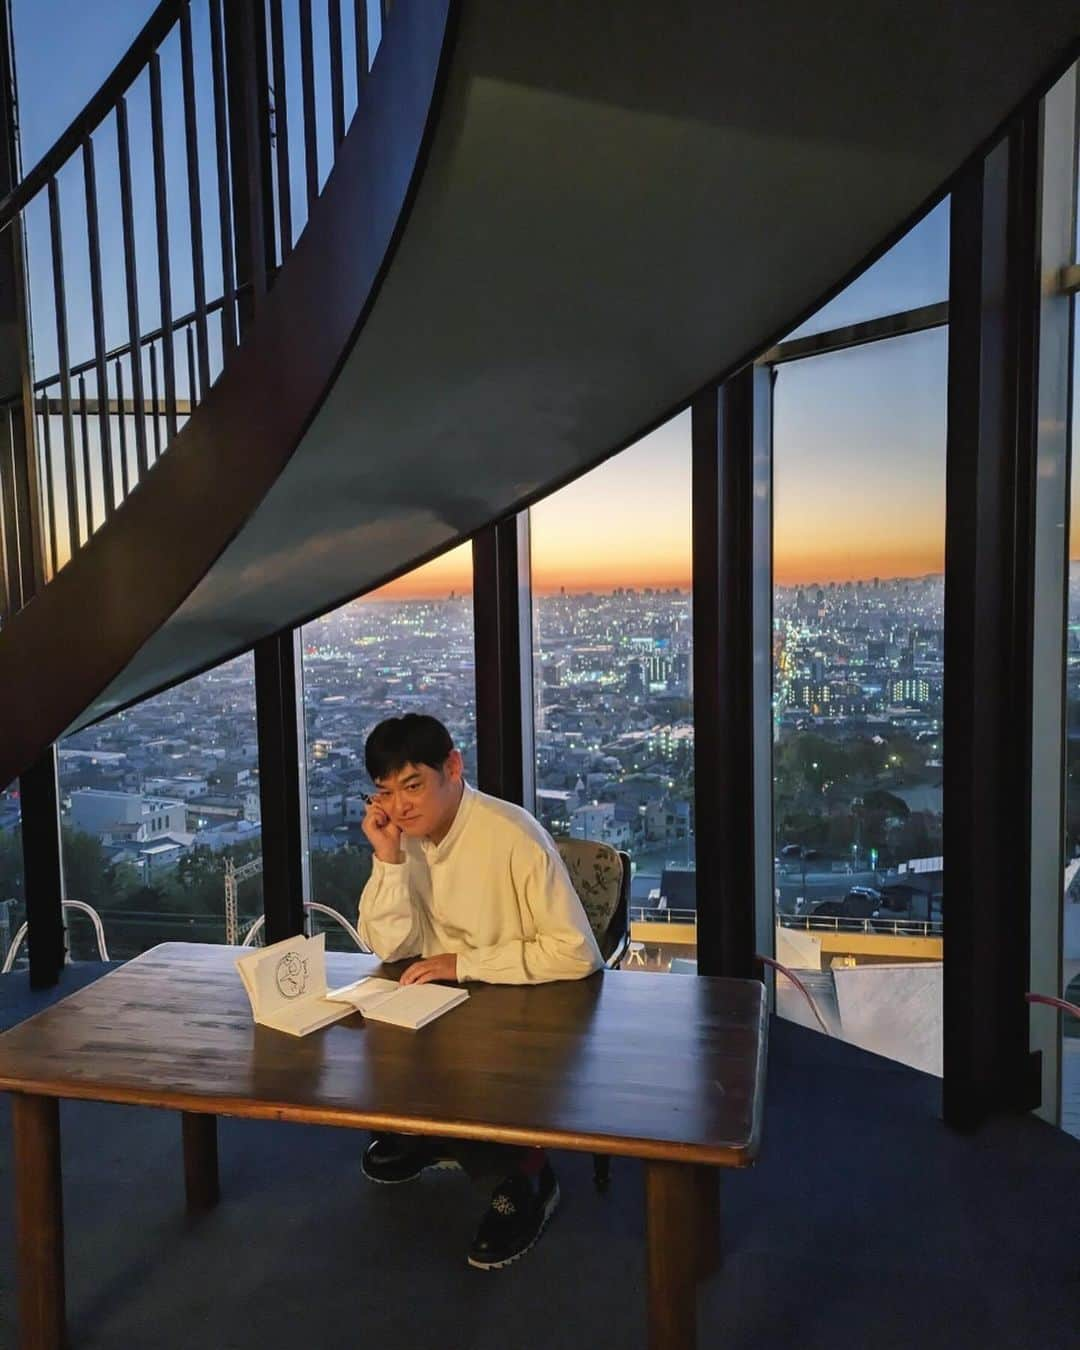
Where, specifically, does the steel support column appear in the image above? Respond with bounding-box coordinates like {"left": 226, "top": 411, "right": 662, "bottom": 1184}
{"left": 19, "top": 747, "right": 65, "bottom": 988}
{"left": 0, "top": 0, "right": 43, "bottom": 614}
{"left": 224, "top": 0, "right": 274, "bottom": 331}
{"left": 254, "top": 630, "right": 309, "bottom": 943}
{"left": 472, "top": 515, "right": 534, "bottom": 806}
{"left": 692, "top": 369, "right": 772, "bottom": 978}
{"left": 1028, "top": 67, "right": 1078, "bottom": 1128}
{"left": 943, "top": 116, "right": 1043, "bottom": 1130}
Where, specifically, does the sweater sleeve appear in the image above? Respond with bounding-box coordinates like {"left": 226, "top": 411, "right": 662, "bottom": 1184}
{"left": 358, "top": 857, "right": 424, "bottom": 961}
{"left": 455, "top": 840, "right": 603, "bottom": 985}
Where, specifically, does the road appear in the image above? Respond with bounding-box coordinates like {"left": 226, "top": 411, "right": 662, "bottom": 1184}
{"left": 628, "top": 846, "right": 881, "bottom": 913}
{"left": 775, "top": 867, "right": 882, "bottom": 914}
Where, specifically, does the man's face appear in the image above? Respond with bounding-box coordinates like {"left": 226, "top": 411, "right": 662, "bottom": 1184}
{"left": 372, "top": 750, "right": 463, "bottom": 840}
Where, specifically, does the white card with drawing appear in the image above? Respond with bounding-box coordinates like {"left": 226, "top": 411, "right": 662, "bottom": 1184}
{"left": 235, "top": 932, "right": 354, "bottom": 1036}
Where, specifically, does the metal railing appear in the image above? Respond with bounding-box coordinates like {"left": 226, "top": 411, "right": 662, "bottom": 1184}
{"left": 1025, "top": 992, "right": 1080, "bottom": 1020}
{"left": 755, "top": 954, "right": 832, "bottom": 1036}
{"left": 630, "top": 905, "right": 697, "bottom": 924}
{"left": 1, "top": 898, "right": 110, "bottom": 972}
{"left": 241, "top": 901, "right": 369, "bottom": 951}
{"left": 779, "top": 914, "right": 943, "bottom": 938}
{"left": 0, "top": 0, "right": 391, "bottom": 608}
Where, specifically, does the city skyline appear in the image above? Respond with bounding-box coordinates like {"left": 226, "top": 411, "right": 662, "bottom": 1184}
{"left": 369, "top": 548, "right": 949, "bottom": 602}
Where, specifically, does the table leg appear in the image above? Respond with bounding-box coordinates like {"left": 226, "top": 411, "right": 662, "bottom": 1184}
{"left": 696, "top": 1165, "right": 721, "bottom": 1280}
{"left": 12, "top": 1093, "right": 66, "bottom": 1350}
{"left": 645, "top": 1160, "right": 720, "bottom": 1350}
{"left": 181, "top": 1112, "right": 219, "bottom": 1214}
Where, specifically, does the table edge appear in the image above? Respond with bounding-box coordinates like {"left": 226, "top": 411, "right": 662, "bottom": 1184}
{"left": 0, "top": 1075, "right": 761, "bottom": 1168}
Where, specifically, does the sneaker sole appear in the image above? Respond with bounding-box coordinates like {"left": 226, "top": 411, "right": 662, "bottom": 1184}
{"left": 467, "top": 1182, "right": 561, "bottom": 1271}
{"left": 361, "top": 1158, "right": 462, "bottom": 1185}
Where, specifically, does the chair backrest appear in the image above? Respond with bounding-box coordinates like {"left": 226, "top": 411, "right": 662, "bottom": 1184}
{"left": 554, "top": 836, "right": 630, "bottom": 964}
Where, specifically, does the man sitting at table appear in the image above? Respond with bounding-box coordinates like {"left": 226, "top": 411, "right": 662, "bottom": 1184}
{"left": 358, "top": 712, "right": 602, "bottom": 1270}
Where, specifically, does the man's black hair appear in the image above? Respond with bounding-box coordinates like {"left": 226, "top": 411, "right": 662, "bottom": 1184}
{"left": 365, "top": 713, "right": 454, "bottom": 782}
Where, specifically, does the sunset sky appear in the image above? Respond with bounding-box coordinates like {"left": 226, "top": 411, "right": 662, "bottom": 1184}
{"left": 373, "top": 321, "right": 949, "bottom": 600}
{"left": 373, "top": 213, "right": 953, "bottom": 601}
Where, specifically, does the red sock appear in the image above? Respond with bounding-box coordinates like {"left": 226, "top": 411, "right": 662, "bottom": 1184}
{"left": 517, "top": 1147, "right": 546, "bottom": 1177}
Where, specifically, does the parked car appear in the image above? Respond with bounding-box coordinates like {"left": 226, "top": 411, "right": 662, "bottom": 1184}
{"left": 808, "top": 898, "right": 865, "bottom": 932}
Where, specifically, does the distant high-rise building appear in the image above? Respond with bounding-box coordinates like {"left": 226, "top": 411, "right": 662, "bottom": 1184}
{"left": 792, "top": 679, "right": 830, "bottom": 710}
{"left": 888, "top": 677, "right": 931, "bottom": 706}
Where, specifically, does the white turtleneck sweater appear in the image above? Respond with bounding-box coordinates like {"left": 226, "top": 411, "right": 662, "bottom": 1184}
{"left": 358, "top": 782, "right": 602, "bottom": 984}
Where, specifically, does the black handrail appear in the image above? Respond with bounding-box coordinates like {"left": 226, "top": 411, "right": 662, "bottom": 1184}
{"left": 0, "top": 0, "right": 184, "bottom": 228}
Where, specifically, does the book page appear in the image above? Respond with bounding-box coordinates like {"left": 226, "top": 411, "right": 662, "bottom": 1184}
{"left": 261, "top": 998, "right": 354, "bottom": 1037}
{"left": 364, "top": 984, "right": 469, "bottom": 1030}
{"left": 235, "top": 933, "right": 329, "bottom": 1025}
{"left": 251, "top": 933, "right": 327, "bottom": 1018}
{"left": 326, "top": 977, "right": 401, "bottom": 1014}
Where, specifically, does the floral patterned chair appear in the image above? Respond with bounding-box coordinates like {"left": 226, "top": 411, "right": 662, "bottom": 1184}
{"left": 553, "top": 836, "right": 631, "bottom": 969}
{"left": 553, "top": 836, "right": 631, "bottom": 1195}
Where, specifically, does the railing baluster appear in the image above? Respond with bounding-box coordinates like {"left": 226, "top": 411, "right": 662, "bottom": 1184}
{"left": 180, "top": 5, "right": 211, "bottom": 400}
{"left": 149, "top": 341, "right": 161, "bottom": 463}
{"left": 208, "top": 0, "right": 237, "bottom": 355}
{"left": 46, "top": 178, "right": 80, "bottom": 558}
{"left": 268, "top": 0, "right": 293, "bottom": 260}
{"left": 37, "top": 392, "right": 58, "bottom": 577}
{"left": 299, "top": 0, "right": 319, "bottom": 209}
{"left": 77, "top": 374, "right": 94, "bottom": 536}
{"left": 355, "top": 0, "right": 369, "bottom": 88}
{"left": 116, "top": 96, "right": 148, "bottom": 479}
{"left": 186, "top": 324, "right": 197, "bottom": 415}
{"left": 0, "top": 411, "right": 11, "bottom": 620}
{"left": 149, "top": 53, "right": 177, "bottom": 442}
{"left": 82, "top": 135, "right": 114, "bottom": 521}
{"left": 329, "top": 0, "right": 345, "bottom": 148}
{"left": 114, "top": 358, "right": 130, "bottom": 498}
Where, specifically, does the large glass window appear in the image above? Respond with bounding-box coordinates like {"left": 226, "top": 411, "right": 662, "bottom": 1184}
{"left": 772, "top": 325, "right": 947, "bottom": 1074}
{"left": 0, "top": 784, "right": 25, "bottom": 975}
{"left": 58, "top": 653, "right": 263, "bottom": 960}
{"left": 529, "top": 413, "right": 694, "bottom": 972}
{"left": 786, "top": 200, "right": 950, "bottom": 341}
{"left": 301, "top": 545, "right": 476, "bottom": 949}
{"left": 1063, "top": 267, "right": 1080, "bottom": 1138}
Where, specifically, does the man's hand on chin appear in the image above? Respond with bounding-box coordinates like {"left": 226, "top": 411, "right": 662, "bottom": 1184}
{"left": 400, "top": 953, "right": 459, "bottom": 986}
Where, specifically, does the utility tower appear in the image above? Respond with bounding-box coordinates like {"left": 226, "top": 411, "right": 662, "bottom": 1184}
{"left": 223, "top": 856, "right": 264, "bottom": 944}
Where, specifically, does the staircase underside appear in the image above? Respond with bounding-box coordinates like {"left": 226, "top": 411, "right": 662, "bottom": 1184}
{"left": 12, "top": 1, "right": 1080, "bottom": 746}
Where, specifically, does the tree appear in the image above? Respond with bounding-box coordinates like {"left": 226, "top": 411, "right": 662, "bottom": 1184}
{"left": 862, "top": 789, "right": 910, "bottom": 819}
{"left": 311, "top": 847, "right": 373, "bottom": 950}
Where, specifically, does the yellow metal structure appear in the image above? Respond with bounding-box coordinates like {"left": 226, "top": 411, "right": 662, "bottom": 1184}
{"left": 629, "top": 920, "right": 943, "bottom": 962}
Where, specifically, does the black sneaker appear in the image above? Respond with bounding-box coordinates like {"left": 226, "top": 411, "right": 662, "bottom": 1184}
{"left": 361, "top": 1132, "right": 461, "bottom": 1184}
{"left": 467, "top": 1162, "right": 560, "bottom": 1270}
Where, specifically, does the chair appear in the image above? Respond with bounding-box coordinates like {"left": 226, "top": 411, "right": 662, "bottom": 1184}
{"left": 554, "top": 836, "right": 632, "bottom": 1193}
{"left": 554, "top": 836, "right": 631, "bottom": 969}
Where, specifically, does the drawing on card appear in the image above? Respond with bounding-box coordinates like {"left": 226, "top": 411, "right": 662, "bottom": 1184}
{"left": 275, "top": 951, "right": 309, "bottom": 999}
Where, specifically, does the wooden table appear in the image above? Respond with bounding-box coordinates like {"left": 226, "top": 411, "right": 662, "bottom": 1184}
{"left": 0, "top": 943, "right": 767, "bottom": 1350}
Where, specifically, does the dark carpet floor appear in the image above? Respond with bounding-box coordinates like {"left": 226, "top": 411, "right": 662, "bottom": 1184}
{"left": 0, "top": 963, "right": 1077, "bottom": 1350}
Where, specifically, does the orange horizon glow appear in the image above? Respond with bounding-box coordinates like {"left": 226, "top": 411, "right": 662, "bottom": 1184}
{"left": 773, "top": 546, "right": 944, "bottom": 588}
{"left": 363, "top": 540, "right": 947, "bottom": 600}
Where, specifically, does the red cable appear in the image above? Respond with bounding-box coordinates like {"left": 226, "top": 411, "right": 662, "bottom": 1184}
{"left": 755, "top": 954, "right": 832, "bottom": 1037}
{"left": 1025, "top": 992, "right": 1080, "bottom": 1020}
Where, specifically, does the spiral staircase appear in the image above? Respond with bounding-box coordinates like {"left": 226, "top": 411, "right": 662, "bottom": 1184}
{"left": 1, "top": 0, "right": 1078, "bottom": 789}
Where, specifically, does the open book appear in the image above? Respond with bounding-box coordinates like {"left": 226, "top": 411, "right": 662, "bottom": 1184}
{"left": 326, "top": 976, "right": 469, "bottom": 1030}
{"left": 235, "top": 932, "right": 355, "bottom": 1037}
